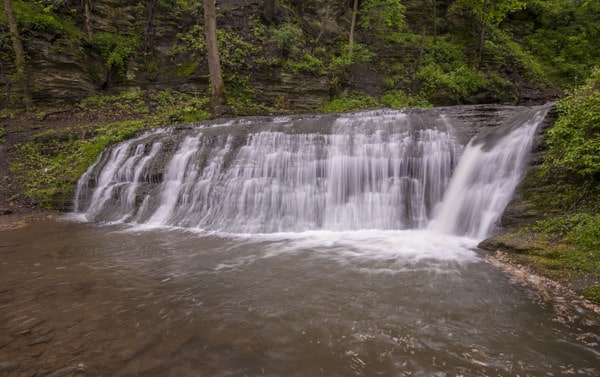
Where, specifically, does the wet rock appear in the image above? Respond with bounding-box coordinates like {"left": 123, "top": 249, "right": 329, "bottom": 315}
{"left": 478, "top": 231, "right": 546, "bottom": 254}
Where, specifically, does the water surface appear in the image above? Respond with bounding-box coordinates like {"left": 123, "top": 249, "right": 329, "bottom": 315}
{"left": 1, "top": 217, "right": 599, "bottom": 376}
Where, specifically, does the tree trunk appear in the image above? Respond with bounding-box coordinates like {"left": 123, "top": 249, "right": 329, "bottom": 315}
{"left": 432, "top": 0, "right": 437, "bottom": 46}
{"left": 417, "top": 28, "right": 426, "bottom": 67}
{"left": 3, "top": 0, "right": 30, "bottom": 108}
{"left": 203, "top": 0, "right": 228, "bottom": 116}
{"left": 348, "top": 0, "right": 358, "bottom": 59}
{"left": 83, "top": 0, "right": 93, "bottom": 44}
{"left": 143, "top": 0, "right": 158, "bottom": 54}
{"left": 477, "top": 0, "right": 492, "bottom": 69}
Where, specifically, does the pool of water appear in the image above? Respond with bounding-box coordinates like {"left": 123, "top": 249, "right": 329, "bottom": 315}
{"left": 1, "top": 217, "right": 599, "bottom": 376}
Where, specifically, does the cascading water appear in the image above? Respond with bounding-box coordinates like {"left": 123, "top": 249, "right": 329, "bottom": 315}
{"left": 74, "top": 105, "right": 549, "bottom": 239}
{"left": 428, "top": 106, "right": 549, "bottom": 239}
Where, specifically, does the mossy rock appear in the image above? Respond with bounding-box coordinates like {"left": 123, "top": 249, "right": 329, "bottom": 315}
{"left": 479, "top": 230, "right": 548, "bottom": 254}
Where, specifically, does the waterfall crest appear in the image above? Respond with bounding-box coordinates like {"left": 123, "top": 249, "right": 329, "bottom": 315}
{"left": 74, "top": 106, "right": 549, "bottom": 238}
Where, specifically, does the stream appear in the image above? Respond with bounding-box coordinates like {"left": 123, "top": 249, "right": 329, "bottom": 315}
{"left": 1, "top": 217, "right": 599, "bottom": 376}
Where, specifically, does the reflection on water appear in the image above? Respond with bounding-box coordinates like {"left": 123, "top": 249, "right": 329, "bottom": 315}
{"left": 1, "top": 217, "right": 599, "bottom": 376}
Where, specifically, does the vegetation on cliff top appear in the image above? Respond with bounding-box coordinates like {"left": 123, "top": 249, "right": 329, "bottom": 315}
{"left": 0, "top": 0, "right": 598, "bottom": 111}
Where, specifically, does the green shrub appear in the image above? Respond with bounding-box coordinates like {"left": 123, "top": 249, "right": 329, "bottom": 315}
{"left": 180, "top": 97, "right": 210, "bottom": 123}
{"left": 218, "top": 28, "right": 258, "bottom": 71}
{"left": 271, "top": 22, "right": 304, "bottom": 56}
{"left": 95, "top": 32, "right": 141, "bottom": 75}
{"left": 285, "top": 53, "right": 324, "bottom": 75}
{"left": 380, "top": 90, "right": 431, "bottom": 109}
{"left": 11, "top": 0, "right": 82, "bottom": 40}
{"left": 417, "top": 62, "right": 488, "bottom": 102}
{"left": 320, "top": 93, "right": 380, "bottom": 113}
{"left": 545, "top": 68, "right": 600, "bottom": 179}
{"left": 358, "top": 0, "right": 406, "bottom": 43}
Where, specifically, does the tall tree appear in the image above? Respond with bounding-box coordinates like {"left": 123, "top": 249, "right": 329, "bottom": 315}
{"left": 453, "top": 0, "right": 526, "bottom": 68}
{"left": 203, "top": 0, "right": 227, "bottom": 116}
{"left": 2, "top": 0, "right": 30, "bottom": 107}
{"left": 83, "top": 0, "right": 93, "bottom": 43}
{"left": 348, "top": 0, "right": 358, "bottom": 58}
{"left": 431, "top": 0, "right": 437, "bottom": 46}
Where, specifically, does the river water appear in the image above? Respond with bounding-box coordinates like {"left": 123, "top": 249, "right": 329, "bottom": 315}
{"left": 1, "top": 217, "right": 599, "bottom": 376}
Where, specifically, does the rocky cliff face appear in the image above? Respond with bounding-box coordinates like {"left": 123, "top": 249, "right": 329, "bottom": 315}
{"left": 1, "top": 0, "right": 554, "bottom": 109}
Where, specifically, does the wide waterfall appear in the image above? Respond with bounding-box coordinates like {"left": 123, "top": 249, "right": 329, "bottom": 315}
{"left": 74, "top": 105, "right": 549, "bottom": 238}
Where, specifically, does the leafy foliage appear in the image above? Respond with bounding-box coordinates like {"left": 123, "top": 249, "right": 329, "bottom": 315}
{"left": 358, "top": 0, "right": 405, "bottom": 43}
{"left": 452, "top": 0, "right": 527, "bottom": 25}
{"left": 417, "top": 62, "right": 488, "bottom": 102}
{"left": 524, "top": 0, "right": 600, "bottom": 87}
{"left": 380, "top": 90, "right": 431, "bottom": 109}
{"left": 320, "top": 93, "right": 380, "bottom": 113}
{"left": 9, "top": 0, "right": 82, "bottom": 39}
{"left": 95, "top": 32, "right": 140, "bottom": 75}
{"left": 271, "top": 22, "right": 304, "bottom": 57}
{"left": 545, "top": 68, "right": 600, "bottom": 179}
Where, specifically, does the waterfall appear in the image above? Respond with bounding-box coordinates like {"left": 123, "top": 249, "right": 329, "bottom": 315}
{"left": 428, "top": 107, "right": 549, "bottom": 239}
{"left": 74, "top": 106, "right": 549, "bottom": 239}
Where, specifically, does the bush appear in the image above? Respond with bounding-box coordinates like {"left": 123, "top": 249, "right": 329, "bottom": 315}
{"left": 271, "top": 22, "right": 304, "bottom": 57}
{"left": 11, "top": 0, "right": 81, "bottom": 39}
{"left": 95, "top": 32, "right": 140, "bottom": 75}
{"left": 380, "top": 90, "right": 431, "bottom": 109}
{"left": 320, "top": 93, "right": 380, "bottom": 113}
{"left": 545, "top": 68, "right": 600, "bottom": 179}
{"left": 417, "top": 62, "right": 488, "bottom": 102}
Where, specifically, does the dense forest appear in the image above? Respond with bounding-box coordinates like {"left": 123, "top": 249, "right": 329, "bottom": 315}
{"left": 0, "top": 0, "right": 598, "bottom": 111}
{"left": 0, "top": 0, "right": 599, "bottom": 302}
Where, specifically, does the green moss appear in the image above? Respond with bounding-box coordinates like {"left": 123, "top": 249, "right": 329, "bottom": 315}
{"left": 584, "top": 286, "right": 600, "bottom": 305}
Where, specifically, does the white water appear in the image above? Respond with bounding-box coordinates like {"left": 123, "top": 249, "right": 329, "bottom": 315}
{"left": 429, "top": 107, "right": 548, "bottom": 239}
{"left": 74, "top": 106, "right": 549, "bottom": 241}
